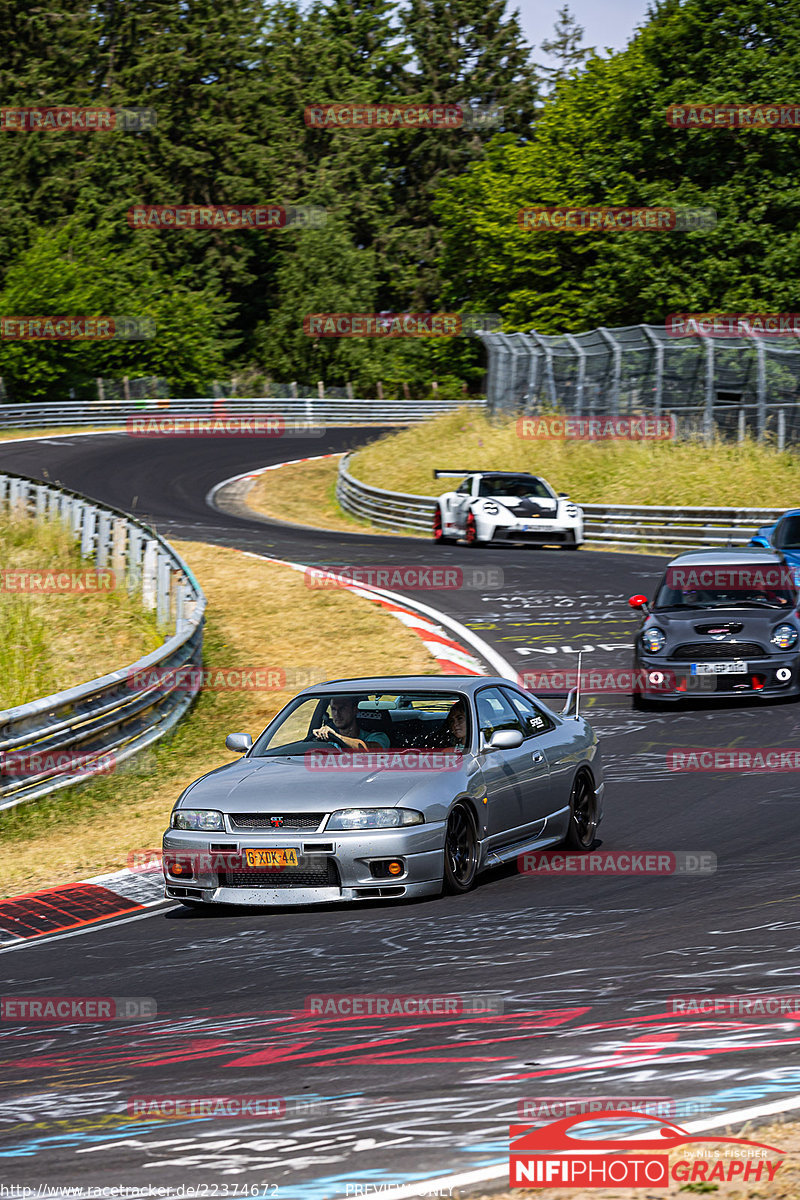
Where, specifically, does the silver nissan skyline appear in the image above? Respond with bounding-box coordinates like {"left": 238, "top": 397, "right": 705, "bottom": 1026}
{"left": 162, "top": 675, "right": 604, "bottom": 908}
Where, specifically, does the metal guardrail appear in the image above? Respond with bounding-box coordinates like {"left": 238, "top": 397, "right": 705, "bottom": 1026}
{"left": 0, "top": 397, "right": 485, "bottom": 431}
{"left": 0, "top": 475, "right": 206, "bottom": 811}
{"left": 336, "top": 456, "right": 784, "bottom": 547}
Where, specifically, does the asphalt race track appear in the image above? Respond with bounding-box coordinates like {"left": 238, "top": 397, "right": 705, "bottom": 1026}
{"left": 2, "top": 430, "right": 800, "bottom": 1198}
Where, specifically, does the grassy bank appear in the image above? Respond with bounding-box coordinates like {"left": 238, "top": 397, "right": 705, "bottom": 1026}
{"left": 0, "top": 540, "right": 439, "bottom": 897}
{"left": 348, "top": 407, "right": 800, "bottom": 506}
{"left": 0, "top": 517, "right": 161, "bottom": 710}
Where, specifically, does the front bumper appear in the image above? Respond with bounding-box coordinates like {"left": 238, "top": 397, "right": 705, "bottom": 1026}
{"left": 162, "top": 824, "right": 446, "bottom": 906}
{"left": 636, "top": 654, "right": 800, "bottom": 701}
{"left": 491, "top": 522, "right": 582, "bottom": 545}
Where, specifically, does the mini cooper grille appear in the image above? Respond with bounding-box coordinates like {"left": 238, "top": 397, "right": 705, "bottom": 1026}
{"left": 221, "top": 859, "right": 339, "bottom": 889}
{"left": 229, "top": 813, "right": 324, "bottom": 831}
{"left": 672, "top": 641, "right": 765, "bottom": 660}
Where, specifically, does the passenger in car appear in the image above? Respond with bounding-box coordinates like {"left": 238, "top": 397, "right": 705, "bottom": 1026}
{"left": 312, "top": 695, "right": 390, "bottom": 751}
{"left": 427, "top": 699, "right": 468, "bottom": 751}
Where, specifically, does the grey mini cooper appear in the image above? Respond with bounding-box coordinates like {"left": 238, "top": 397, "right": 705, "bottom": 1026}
{"left": 630, "top": 548, "right": 800, "bottom": 705}
{"left": 162, "top": 675, "right": 604, "bottom": 908}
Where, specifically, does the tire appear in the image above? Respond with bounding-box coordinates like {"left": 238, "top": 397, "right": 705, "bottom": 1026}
{"left": 443, "top": 802, "right": 479, "bottom": 893}
{"left": 433, "top": 507, "right": 455, "bottom": 545}
{"left": 563, "top": 532, "right": 581, "bottom": 550}
{"left": 465, "top": 511, "right": 482, "bottom": 547}
{"left": 563, "top": 770, "right": 598, "bottom": 851}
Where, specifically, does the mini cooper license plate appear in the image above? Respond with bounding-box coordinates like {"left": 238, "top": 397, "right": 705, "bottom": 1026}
{"left": 244, "top": 848, "right": 298, "bottom": 868}
{"left": 690, "top": 661, "right": 747, "bottom": 675}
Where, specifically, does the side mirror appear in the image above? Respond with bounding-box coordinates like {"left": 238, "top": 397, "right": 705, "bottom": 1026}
{"left": 225, "top": 732, "right": 252, "bottom": 754}
{"left": 484, "top": 728, "right": 524, "bottom": 751}
{"left": 558, "top": 492, "right": 569, "bottom": 498}
{"left": 628, "top": 594, "right": 649, "bottom": 610}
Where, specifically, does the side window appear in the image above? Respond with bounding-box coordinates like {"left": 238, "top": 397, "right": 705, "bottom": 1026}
{"left": 501, "top": 688, "right": 555, "bottom": 737}
{"left": 475, "top": 687, "right": 525, "bottom": 738}
{"left": 456, "top": 477, "right": 472, "bottom": 495}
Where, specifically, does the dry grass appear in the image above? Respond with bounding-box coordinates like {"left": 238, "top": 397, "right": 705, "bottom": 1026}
{"left": 0, "top": 426, "right": 128, "bottom": 442}
{"left": 0, "top": 517, "right": 161, "bottom": 709}
{"left": 0, "top": 540, "right": 440, "bottom": 897}
{"left": 471, "top": 1118, "right": 798, "bottom": 1200}
{"left": 244, "top": 455, "right": 417, "bottom": 537}
{"left": 349, "top": 407, "right": 800, "bottom": 506}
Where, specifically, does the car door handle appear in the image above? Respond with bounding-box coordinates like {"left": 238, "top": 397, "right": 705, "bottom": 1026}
{"left": 531, "top": 752, "right": 545, "bottom": 763}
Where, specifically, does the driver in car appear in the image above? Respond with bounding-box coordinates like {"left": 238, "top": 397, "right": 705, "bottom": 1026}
{"left": 312, "top": 695, "right": 390, "bottom": 751}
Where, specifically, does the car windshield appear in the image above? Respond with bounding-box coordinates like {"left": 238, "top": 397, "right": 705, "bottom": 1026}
{"left": 775, "top": 516, "right": 800, "bottom": 550}
{"left": 654, "top": 585, "right": 795, "bottom": 610}
{"left": 479, "top": 476, "right": 552, "bottom": 500}
{"left": 251, "top": 691, "right": 470, "bottom": 756}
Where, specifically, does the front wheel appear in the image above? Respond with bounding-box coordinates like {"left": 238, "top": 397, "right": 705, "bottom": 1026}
{"left": 443, "top": 802, "right": 479, "bottom": 893}
{"left": 563, "top": 771, "right": 598, "bottom": 850}
{"left": 465, "top": 511, "right": 482, "bottom": 547}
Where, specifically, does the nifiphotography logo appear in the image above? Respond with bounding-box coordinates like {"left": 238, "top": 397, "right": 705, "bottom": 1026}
{"left": 509, "top": 1110, "right": 784, "bottom": 1188}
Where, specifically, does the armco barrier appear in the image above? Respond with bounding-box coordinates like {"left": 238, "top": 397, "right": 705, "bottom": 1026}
{"left": 0, "top": 397, "right": 484, "bottom": 430}
{"left": 0, "top": 475, "right": 205, "bottom": 810}
{"left": 336, "top": 455, "right": 784, "bottom": 547}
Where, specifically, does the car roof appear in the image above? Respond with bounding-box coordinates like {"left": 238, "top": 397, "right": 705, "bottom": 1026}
{"left": 296, "top": 675, "right": 517, "bottom": 695}
{"left": 667, "top": 547, "right": 787, "bottom": 567}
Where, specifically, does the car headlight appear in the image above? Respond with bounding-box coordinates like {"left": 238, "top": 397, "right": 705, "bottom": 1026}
{"left": 171, "top": 809, "right": 225, "bottom": 831}
{"left": 771, "top": 624, "right": 798, "bottom": 650}
{"left": 326, "top": 808, "right": 424, "bottom": 831}
{"left": 642, "top": 627, "right": 666, "bottom": 654}
{"left": 565, "top": 504, "right": 580, "bottom": 517}
{"left": 481, "top": 501, "right": 500, "bottom": 515}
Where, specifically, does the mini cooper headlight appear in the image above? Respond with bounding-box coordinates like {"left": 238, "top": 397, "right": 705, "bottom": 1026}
{"left": 771, "top": 623, "right": 798, "bottom": 650}
{"left": 171, "top": 809, "right": 225, "bottom": 831}
{"left": 481, "top": 501, "right": 500, "bottom": 515}
{"left": 326, "top": 808, "right": 424, "bottom": 831}
{"left": 642, "top": 627, "right": 666, "bottom": 654}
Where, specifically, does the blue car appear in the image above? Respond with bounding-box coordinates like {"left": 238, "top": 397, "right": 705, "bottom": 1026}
{"left": 750, "top": 510, "right": 800, "bottom": 584}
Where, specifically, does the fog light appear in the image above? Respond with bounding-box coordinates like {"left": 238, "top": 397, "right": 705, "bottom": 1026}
{"left": 388, "top": 861, "right": 403, "bottom": 876}
{"left": 369, "top": 859, "right": 406, "bottom": 879}
{"left": 167, "top": 856, "right": 193, "bottom": 878}
{"left": 777, "top": 667, "right": 792, "bottom": 682}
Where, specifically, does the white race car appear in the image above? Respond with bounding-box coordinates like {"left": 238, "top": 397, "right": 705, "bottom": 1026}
{"left": 432, "top": 470, "right": 584, "bottom": 548}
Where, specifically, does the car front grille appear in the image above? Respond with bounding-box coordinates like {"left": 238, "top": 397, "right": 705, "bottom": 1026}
{"left": 672, "top": 641, "right": 765, "bottom": 660}
{"left": 229, "top": 813, "right": 325, "bottom": 831}
{"left": 221, "top": 858, "right": 339, "bottom": 889}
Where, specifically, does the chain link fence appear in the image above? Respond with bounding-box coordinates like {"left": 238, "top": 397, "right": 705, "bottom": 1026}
{"left": 479, "top": 325, "right": 800, "bottom": 445}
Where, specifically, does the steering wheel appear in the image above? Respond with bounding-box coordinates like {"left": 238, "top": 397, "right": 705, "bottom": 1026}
{"left": 313, "top": 729, "right": 347, "bottom": 750}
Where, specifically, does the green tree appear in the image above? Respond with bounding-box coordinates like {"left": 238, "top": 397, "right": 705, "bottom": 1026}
{"left": 538, "top": 5, "right": 594, "bottom": 91}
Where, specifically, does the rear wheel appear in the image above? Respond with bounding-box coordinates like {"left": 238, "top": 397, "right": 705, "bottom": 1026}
{"left": 443, "top": 802, "right": 479, "bottom": 893}
{"left": 433, "top": 507, "right": 455, "bottom": 544}
{"left": 563, "top": 770, "right": 598, "bottom": 850}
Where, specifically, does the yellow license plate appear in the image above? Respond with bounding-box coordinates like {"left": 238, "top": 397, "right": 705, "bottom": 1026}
{"left": 244, "top": 848, "right": 298, "bottom": 869}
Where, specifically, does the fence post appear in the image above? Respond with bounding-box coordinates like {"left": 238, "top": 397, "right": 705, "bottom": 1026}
{"left": 96, "top": 377, "right": 105, "bottom": 402}
{"left": 564, "top": 333, "right": 586, "bottom": 416}
{"left": 347, "top": 381, "right": 354, "bottom": 400}
{"left": 755, "top": 337, "right": 767, "bottom": 441}
{"left": 738, "top": 408, "right": 746, "bottom": 444}
{"left": 642, "top": 325, "right": 664, "bottom": 417}
{"left": 142, "top": 539, "right": 158, "bottom": 610}
{"left": 123, "top": 375, "right": 130, "bottom": 404}
{"left": 95, "top": 510, "right": 111, "bottom": 568}
{"left": 703, "top": 337, "right": 715, "bottom": 444}
{"left": 597, "top": 327, "right": 621, "bottom": 415}
{"left": 80, "top": 506, "right": 97, "bottom": 559}
{"left": 778, "top": 407, "right": 786, "bottom": 451}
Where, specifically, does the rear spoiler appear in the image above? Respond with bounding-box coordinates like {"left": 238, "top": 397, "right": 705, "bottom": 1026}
{"left": 434, "top": 469, "right": 483, "bottom": 478}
